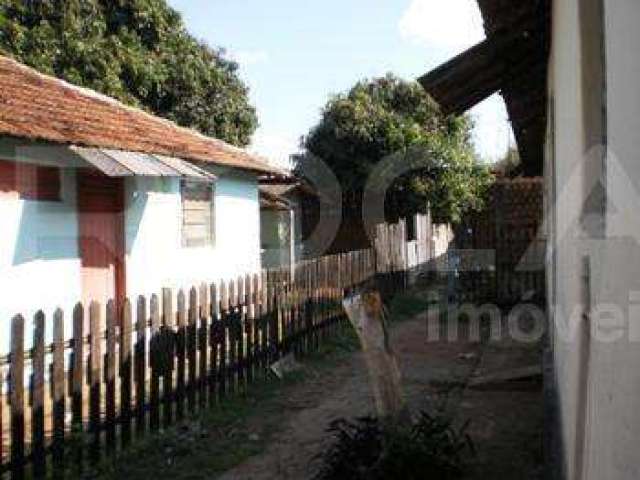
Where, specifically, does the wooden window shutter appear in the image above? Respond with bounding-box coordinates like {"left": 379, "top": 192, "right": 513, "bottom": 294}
{"left": 181, "top": 180, "right": 215, "bottom": 247}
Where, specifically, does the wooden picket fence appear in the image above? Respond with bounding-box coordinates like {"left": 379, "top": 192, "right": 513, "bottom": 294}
{"left": 0, "top": 219, "right": 415, "bottom": 479}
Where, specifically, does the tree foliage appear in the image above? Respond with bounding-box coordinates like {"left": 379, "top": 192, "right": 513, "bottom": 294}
{"left": 299, "top": 74, "right": 493, "bottom": 223}
{"left": 0, "top": 0, "right": 258, "bottom": 146}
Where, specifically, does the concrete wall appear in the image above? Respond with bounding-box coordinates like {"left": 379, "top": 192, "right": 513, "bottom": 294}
{"left": 548, "top": 0, "right": 640, "bottom": 478}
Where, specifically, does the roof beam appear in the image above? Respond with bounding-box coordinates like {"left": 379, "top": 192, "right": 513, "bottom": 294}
{"left": 419, "top": 17, "right": 545, "bottom": 116}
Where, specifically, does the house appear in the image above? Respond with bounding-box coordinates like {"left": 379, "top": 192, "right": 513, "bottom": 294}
{"left": 420, "top": 0, "right": 640, "bottom": 478}
{"left": 0, "top": 55, "right": 284, "bottom": 351}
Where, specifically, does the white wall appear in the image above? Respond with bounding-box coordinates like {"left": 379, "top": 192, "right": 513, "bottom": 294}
{"left": 0, "top": 143, "right": 84, "bottom": 353}
{"left": 581, "top": 1, "right": 640, "bottom": 479}
{"left": 549, "top": 0, "right": 640, "bottom": 478}
{"left": 124, "top": 171, "right": 262, "bottom": 302}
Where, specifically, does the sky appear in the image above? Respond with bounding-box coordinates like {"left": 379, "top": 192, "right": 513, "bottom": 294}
{"left": 167, "top": 0, "right": 514, "bottom": 168}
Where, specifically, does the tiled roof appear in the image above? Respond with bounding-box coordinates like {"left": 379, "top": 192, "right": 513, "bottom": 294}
{"left": 0, "top": 55, "right": 283, "bottom": 174}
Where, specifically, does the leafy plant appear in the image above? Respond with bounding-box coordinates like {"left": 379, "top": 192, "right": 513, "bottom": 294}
{"left": 314, "top": 412, "right": 474, "bottom": 480}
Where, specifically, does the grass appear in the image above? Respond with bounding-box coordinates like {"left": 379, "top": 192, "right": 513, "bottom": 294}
{"left": 386, "top": 284, "right": 440, "bottom": 324}
{"left": 74, "top": 324, "right": 361, "bottom": 480}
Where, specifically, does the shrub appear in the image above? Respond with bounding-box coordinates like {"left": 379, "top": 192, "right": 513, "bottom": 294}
{"left": 314, "top": 412, "right": 474, "bottom": 479}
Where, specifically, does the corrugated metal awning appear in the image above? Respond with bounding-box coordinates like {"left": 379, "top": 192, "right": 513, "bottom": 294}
{"left": 69, "top": 146, "right": 216, "bottom": 181}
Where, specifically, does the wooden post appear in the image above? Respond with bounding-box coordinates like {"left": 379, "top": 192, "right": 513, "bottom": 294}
{"left": 120, "top": 299, "right": 133, "bottom": 448}
{"left": 89, "top": 302, "right": 102, "bottom": 463}
{"left": 209, "top": 283, "right": 220, "bottom": 405}
{"left": 228, "top": 280, "right": 238, "bottom": 393}
{"left": 198, "top": 283, "right": 209, "bottom": 408}
{"left": 187, "top": 287, "right": 198, "bottom": 413}
{"left": 135, "top": 296, "right": 147, "bottom": 437}
{"left": 71, "top": 303, "right": 84, "bottom": 472}
{"left": 32, "top": 311, "right": 46, "bottom": 478}
{"left": 162, "top": 288, "right": 174, "bottom": 428}
{"left": 10, "top": 315, "right": 25, "bottom": 480}
{"left": 149, "top": 295, "right": 160, "bottom": 432}
{"left": 343, "top": 291, "right": 408, "bottom": 423}
{"left": 259, "top": 271, "right": 269, "bottom": 373}
{"left": 246, "top": 274, "right": 256, "bottom": 384}
{"left": 52, "top": 309, "right": 65, "bottom": 479}
{"left": 219, "top": 281, "right": 228, "bottom": 398}
{"left": 236, "top": 277, "right": 246, "bottom": 391}
{"left": 105, "top": 301, "right": 117, "bottom": 453}
{"left": 175, "top": 290, "right": 187, "bottom": 420}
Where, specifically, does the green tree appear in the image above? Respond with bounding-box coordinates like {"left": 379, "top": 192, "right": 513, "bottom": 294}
{"left": 0, "top": 0, "right": 258, "bottom": 146}
{"left": 299, "top": 74, "right": 493, "bottom": 223}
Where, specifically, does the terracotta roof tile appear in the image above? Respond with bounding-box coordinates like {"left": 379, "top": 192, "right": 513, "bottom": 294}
{"left": 0, "top": 55, "right": 283, "bottom": 174}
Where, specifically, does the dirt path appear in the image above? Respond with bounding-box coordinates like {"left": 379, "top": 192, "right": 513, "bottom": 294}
{"left": 218, "top": 310, "right": 543, "bottom": 479}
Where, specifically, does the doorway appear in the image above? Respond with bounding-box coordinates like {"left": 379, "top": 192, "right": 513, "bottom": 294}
{"left": 77, "top": 170, "right": 126, "bottom": 310}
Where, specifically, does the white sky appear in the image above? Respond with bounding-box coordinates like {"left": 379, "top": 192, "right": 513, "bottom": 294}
{"left": 397, "top": 0, "right": 514, "bottom": 163}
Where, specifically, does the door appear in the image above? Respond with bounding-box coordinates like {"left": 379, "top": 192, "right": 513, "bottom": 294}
{"left": 77, "top": 170, "right": 125, "bottom": 310}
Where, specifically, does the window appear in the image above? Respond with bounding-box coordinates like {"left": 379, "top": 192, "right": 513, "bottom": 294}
{"left": 0, "top": 159, "right": 61, "bottom": 201}
{"left": 181, "top": 180, "right": 215, "bottom": 247}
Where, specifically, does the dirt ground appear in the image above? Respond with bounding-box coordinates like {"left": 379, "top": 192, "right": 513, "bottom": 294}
{"left": 217, "top": 308, "right": 544, "bottom": 480}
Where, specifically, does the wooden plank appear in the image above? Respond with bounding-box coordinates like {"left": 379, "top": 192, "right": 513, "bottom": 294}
{"left": 149, "top": 295, "right": 161, "bottom": 432}
{"left": 259, "top": 271, "right": 268, "bottom": 373}
{"left": 198, "top": 284, "right": 209, "bottom": 408}
{"left": 187, "top": 287, "right": 198, "bottom": 413}
{"left": 71, "top": 303, "right": 84, "bottom": 473}
{"left": 248, "top": 274, "right": 259, "bottom": 383}
{"left": 161, "top": 289, "right": 174, "bottom": 429}
{"left": 32, "top": 311, "right": 46, "bottom": 478}
{"left": 51, "top": 313, "right": 66, "bottom": 472}
{"left": 208, "top": 283, "right": 219, "bottom": 406}
{"left": 88, "top": 302, "right": 102, "bottom": 463}
{"left": 303, "top": 262, "right": 313, "bottom": 353}
{"left": 311, "top": 259, "right": 319, "bottom": 341}
{"left": 175, "top": 290, "right": 187, "bottom": 421}
{"left": 105, "top": 301, "right": 117, "bottom": 454}
{"left": 134, "top": 297, "right": 147, "bottom": 437}
{"left": 0, "top": 366, "right": 4, "bottom": 474}
{"left": 218, "top": 281, "right": 228, "bottom": 398}
{"left": 228, "top": 280, "right": 238, "bottom": 394}
{"left": 268, "top": 271, "right": 280, "bottom": 363}
{"left": 10, "top": 315, "right": 25, "bottom": 480}
{"left": 120, "top": 299, "right": 133, "bottom": 448}
{"left": 236, "top": 277, "right": 246, "bottom": 391}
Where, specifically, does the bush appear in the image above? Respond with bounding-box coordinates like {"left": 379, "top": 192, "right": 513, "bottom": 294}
{"left": 314, "top": 412, "right": 474, "bottom": 479}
